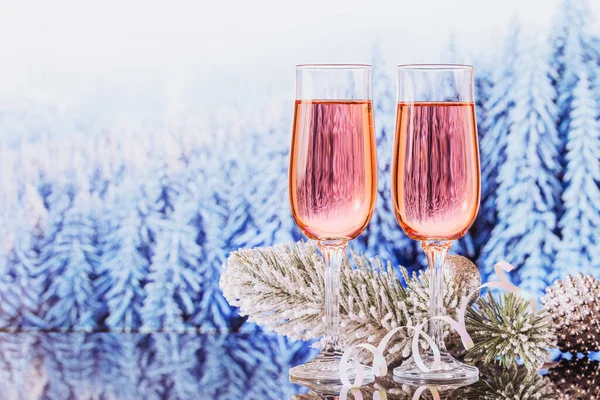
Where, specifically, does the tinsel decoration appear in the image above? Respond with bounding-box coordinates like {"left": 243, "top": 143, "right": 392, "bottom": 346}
{"left": 541, "top": 273, "right": 600, "bottom": 354}
{"left": 443, "top": 255, "right": 481, "bottom": 306}
{"left": 461, "top": 364, "right": 556, "bottom": 399}
{"left": 465, "top": 292, "right": 556, "bottom": 370}
{"left": 547, "top": 357, "right": 600, "bottom": 400}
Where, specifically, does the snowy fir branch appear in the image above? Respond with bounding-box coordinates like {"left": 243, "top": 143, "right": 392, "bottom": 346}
{"left": 221, "top": 241, "right": 413, "bottom": 362}
{"left": 465, "top": 292, "right": 556, "bottom": 370}
{"left": 221, "top": 241, "right": 555, "bottom": 368}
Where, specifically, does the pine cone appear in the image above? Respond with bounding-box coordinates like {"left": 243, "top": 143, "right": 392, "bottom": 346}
{"left": 547, "top": 357, "right": 600, "bottom": 399}
{"left": 541, "top": 274, "right": 600, "bottom": 354}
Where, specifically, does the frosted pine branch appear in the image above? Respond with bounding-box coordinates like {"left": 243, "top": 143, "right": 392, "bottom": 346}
{"left": 221, "top": 241, "right": 555, "bottom": 368}
{"left": 465, "top": 292, "right": 556, "bottom": 370}
{"left": 221, "top": 241, "right": 416, "bottom": 360}
{"left": 221, "top": 241, "right": 462, "bottom": 362}
{"left": 339, "top": 247, "right": 412, "bottom": 358}
{"left": 221, "top": 241, "right": 326, "bottom": 341}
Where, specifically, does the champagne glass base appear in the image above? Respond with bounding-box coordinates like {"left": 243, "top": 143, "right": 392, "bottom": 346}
{"left": 289, "top": 351, "right": 374, "bottom": 385}
{"left": 393, "top": 352, "right": 479, "bottom": 385}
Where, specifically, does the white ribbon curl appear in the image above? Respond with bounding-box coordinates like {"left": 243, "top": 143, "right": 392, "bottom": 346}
{"left": 412, "top": 385, "right": 440, "bottom": 400}
{"left": 339, "top": 386, "right": 388, "bottom": 400}
{"left": 339, "top": 384, "right": 436, "bottom": 400}
{"left": 339, "top": 261, "right": 536, "bottom": 387}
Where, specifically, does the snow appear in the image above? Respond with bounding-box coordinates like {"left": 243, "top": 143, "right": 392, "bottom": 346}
{"left": 0, "top": 0, "right": 598, "bottom": 331}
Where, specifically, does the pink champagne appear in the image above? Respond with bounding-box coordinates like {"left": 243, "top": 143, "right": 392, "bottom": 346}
{"left": 289, "top": 100, "right": 377, "bottom": 240}
{"left": 392, "top": 102, "right": 480, "bottom": 240}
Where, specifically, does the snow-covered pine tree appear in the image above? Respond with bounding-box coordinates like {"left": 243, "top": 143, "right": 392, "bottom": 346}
{"left": 0, "top": 334, "right": 42, "bottom": 399}
{"left": 100, "top": 179, "right": 150, "bottom": 331}
{"left": 87, "top": 333, "right": 124, "bottom": 399}
{"left": 41, "top": 187, "right": 99, "bottom": 331}
{"left": 481, "top": 33, "right": 561, "bottom": 296}
{"left": 140, "top": 189, "right": 203, "bottom": 332}
{"left": 550, "top": 0, "right": 598, "bottom": 143}
{"left": 143, "top": 334, "right": 202, "bottom": 399}
{"left": 238, "top": 333, "right": 302, "bottom": 399}
{"left": 593, "top": 36, "right": 600, "bottom": 111}
{"left": 438, "top": 35, "right": 482, "bottom": 260}
{"left": 362, "top": 46, "right": 418, "bottom": 271}
{"left": 198, "top": 332, "right": 313, "bottom": 399}
{"left": 470, "top": 58, "right": 494, "bottom": 261}
{"left": 474, "top": 65, "right": 493, "bottom": 145}
{"left": 259, "top": 335, "right": 315, "bottom": 399}
{"left": 234, "top": 105, "right": 298, "bottom": 248}
{"left": 190, "top": 133, "right": 254, "bottom": 331}
{"left": 38, "top": 334, "right": 76, "bottom": 400}
{"left": 197, "top": 335, "right": 230, "bottom": 397}
{"left": 193, "top": 166, "right": 236, "bottom": 331}
{"left": 549, "top": 0, "right": 600, "bottom": 278}
{"left": 110, "top": 334, "right": 145, "bottom": 398}
{"left": 0, "top": 236, "right": 19, "bottom": 329}
{"left": 70, "top": 338, "right": 98, "bottom": 398}
{"left": 0, "top": 146, "right": 60, "bottom": 330}
{"left": 139, "top": 148, "right": 182, "bottom": 242}
{"left": 0, "top": 144, "right": 18, "bottom": 213}
{"left": 555, "top": 69, "right": 600, "bottom": 277}
{"left": 11, "top": 184, "right": 52, "bottom": 329}
{"left": 0, "top": 335, "right": 13, "bottom": 397}
{"left": 476, "top": 20, "right": 520, "bottom": 254}
{"left": 48, "top": 334, "right": 96, "bottom": 400}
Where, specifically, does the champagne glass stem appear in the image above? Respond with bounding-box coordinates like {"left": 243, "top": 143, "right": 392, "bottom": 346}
{"left": 318, "top": 240, "right": 346, "bottom": 354}
{"left": 423, "top": 240, "right": 452, "bottom": 352}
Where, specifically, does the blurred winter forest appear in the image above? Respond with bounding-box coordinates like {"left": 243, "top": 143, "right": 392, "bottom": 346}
{"left": 0, "top": 332, "right": 312, "bottom": 399}
{"left": 0, "top": 0, "right": 599, "bottom": 334}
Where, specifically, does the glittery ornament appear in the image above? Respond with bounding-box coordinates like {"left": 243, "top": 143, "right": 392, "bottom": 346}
{"left": 444, "top": 255, "right": 481, "bottom": 304}
{"left": 547, "top": 357, "right": 600, "bottom": 399}
{"left": 541, "top": 274, "right": 600, "bottom": 354}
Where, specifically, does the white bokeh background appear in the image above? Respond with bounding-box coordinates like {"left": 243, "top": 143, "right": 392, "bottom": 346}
{"left": 1, "top": 0, "right": 598, "bottom": 137}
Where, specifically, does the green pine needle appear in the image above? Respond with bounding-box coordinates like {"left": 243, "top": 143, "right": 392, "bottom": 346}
{"left": 465, "top": 291, "right": 556, "bottom": 370}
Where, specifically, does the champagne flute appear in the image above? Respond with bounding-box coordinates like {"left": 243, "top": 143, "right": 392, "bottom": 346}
{"left": 391, "top": 65, "right": 480, "bottom": 384}
{"left": 288, "top": 64, "right": 377, "bottom": 383}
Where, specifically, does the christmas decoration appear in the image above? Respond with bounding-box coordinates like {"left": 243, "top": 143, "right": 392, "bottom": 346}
{"left": 462, "top": 364, "right": 556, "bottom": 399}
{"left": 465, "top": 292, "right": 555, "bottom": 370}
{"left": 541, "top": 273, "right": 600, "bottom": 354}
{"left": 221, "top": 241, "right": 414, "bottom": 363}
{"left": 404, "top": 256, "right": 479, "bottom": 326}
{"left": 443, "top": 255, "right": 481, "bottom": 306}
{"left": 221, "top": 241, "right": 553, "bottom": 369}
{"left": 547, "top": 357, "right": 600, "bottom": 400}
{"left": 410, "top": 255, "right": 481, "bottom": 359}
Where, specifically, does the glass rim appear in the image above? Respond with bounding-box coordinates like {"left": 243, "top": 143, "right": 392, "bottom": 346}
{"left": 296, "top": 63, "right": 372, "bottom": 70}
{"left": 396, "top": 63, "right": 474, "bottom": 71}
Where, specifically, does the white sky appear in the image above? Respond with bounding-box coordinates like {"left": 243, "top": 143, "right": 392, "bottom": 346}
{"left": 0, "top": 0, "right": 598, "bottom": 124}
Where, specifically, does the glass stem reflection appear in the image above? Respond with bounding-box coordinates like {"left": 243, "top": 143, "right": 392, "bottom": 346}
{"left": 318, "top": 240, "right": 346, "bottom": 355}
{"left": 423, "top": 240, "right": 452, "bottom": 354}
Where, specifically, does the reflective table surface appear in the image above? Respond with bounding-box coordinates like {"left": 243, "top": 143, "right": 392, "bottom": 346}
{"left": 0, "top": 332, "right": 592, "bottom": 399}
